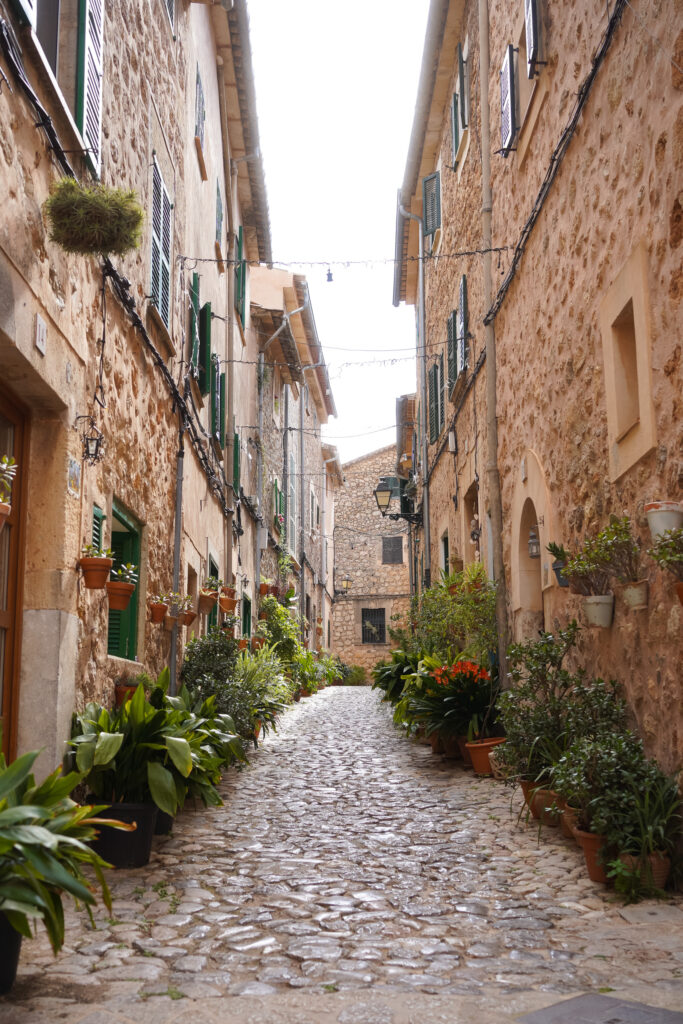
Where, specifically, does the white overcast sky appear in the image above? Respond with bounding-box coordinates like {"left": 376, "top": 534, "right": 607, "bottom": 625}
{"left": 248, "top": 0, "right": 429, "bottom": 465}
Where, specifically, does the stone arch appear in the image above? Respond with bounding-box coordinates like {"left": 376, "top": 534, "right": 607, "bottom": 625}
{"left": 510, "top": 449, "right": 556, "bottom": 639}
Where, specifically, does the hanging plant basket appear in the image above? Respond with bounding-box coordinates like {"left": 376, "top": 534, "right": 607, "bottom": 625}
{"left": 106, "top": 580, "right": 135, "bottom": 611}
{"left": 619, "top": 580, "right": 649, "bottom": 610}
{"left": 198, "top": 590, "right": 217, "bottom": 615}
{"left": 219, "top": 595, "right": 238, "bottom": 613}
{"left": 179, "top": 608, "right": 196, "bottom": 627}
{"left": 149, "top": 601, "right": 168, "bottom": 623}
{"left": 79, "top": 556, "right": 113, "bottom": 590}
{"left": 43, "top": 177, "right": 144, "bottom": 258}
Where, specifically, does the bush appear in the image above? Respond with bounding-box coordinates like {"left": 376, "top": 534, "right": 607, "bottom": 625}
{"left": 344, "top": 665, "right": 367, "bottom": 686}
{"left": 259, "top": 595, "right": 303, "bottom": 663}
{"left": 181, "top": 623, "right": 239, "bottom": 693}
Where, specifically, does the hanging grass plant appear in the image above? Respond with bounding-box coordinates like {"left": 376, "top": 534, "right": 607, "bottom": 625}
{"left": 43, "top": 177, "right": 144, "bottom": 258}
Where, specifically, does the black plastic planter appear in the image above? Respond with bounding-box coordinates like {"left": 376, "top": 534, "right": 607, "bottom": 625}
{"left": 0, "top": 912, "right": 22, "bottom": 994}
{"left": 552, "top": 559, "right": 570, "bottom": 588}
{"left": 91, "top": 802, "right": 157, "bottom": 868}
{"left": 154, "top": 810, "right": 174, "bottom": 835}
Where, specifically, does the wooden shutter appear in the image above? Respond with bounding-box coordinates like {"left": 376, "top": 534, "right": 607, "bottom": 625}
{"left": 438, "top": 353, "right": 445, "bottom": 432}
{"left": 458, "top": 43, "right": 468, "bottom": 131}
{"left": 233, "top": 432, "right": 240, "bottom": 492}
{"left": 447, "top": 311, "right": 457, "bottom": 392}
{"left": 165, "top": 0, "right": 174, "bottom": 27}
{"left": 428, "top": 364, "right": 437, "bottom": 443}
{"left": 500, "top": 43, "right": 516, "bottom": 156}
{"left": 195, "top": 66, "right": 205, "bottom": 150}
{"left": 199, "top": 302, "right": 212, "bottom": 395}
{"left": 215, "top": 182, "right": 223, "bottom": 246}
{"left": 525, "top": 0, "right": 539, "bottom": 78}
{"left": 92, "top": 506, "right": 105, "bottom": 550}
{"left": 457, "top": 275, "right": 469, "bottom": 375}
{"left": 235, "top": 227, "right": 246, "bottom": 321}
{"left": 189, "top": 272, "right": 200, "bottom": 369}
{"left": 219, "top": 372, "right": 226, "bottom": 447}
{"left": 422, "top": 172, "right": 441, "bottom": 237}
{"left": 210, "top": 355, "right": 220, "bottom": 439}
{"left": 10, "top": 0, "right": 36, "bottom": 26}
{"left": 76, "top": 0, "right": 104, "bottom": 177}
{"left": 151, "top": 160, "right": 171, "bottom": 328}
{"left": 451, "top": 93, "right": 460, "bottom": 168}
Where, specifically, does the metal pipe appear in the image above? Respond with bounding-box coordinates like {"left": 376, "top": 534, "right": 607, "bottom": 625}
{"left": 478, "top": 0, "right": 508, "bottom": 681}
{"left": 169, "top": 427, "right": 185, "bottom": 695}
{"left": 399, "top": 204, "right": 430, "bottom": 588}
{"left": 299, "top": 385, "right": 306, "bottom": 641}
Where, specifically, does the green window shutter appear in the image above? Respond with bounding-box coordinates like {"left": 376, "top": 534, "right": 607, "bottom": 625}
{"left": 447, "top": 311, "right": 457, "bottom": 392}
{"left": 234, "top": 226, "right": 246, "bottom": 322}
{"left": 76, "top": 0, "right": 104, "bottom": 177}
{"left": 458, "top": 43, "right": 468, "bottom": 130}
{"left": 233, "top": 432, "right": 240, "bottom": 492}
{"left": 422, "top": 172, "right": 441, "bottom": 236}
{"left": 451, "top": 92, "right": 459, "bottom": 168}
{"left": 106, "top": 508, "right": 140, "bottom": 660}
{"left": 199, "top": 302, "right": 212, "bottom": 395}
{"left": 210, "top": 356, "right": 220, "bottom": 439}
{"left": 151, "top": 160, "right": 172, "bottom": 328}
{"left": 208, "top": 556, "right": 219, "bottom": 629}
{"left": 219, "top": 372, "right": 226, "bottom": 447}
{"left": 438, "top": 353, "right": 445, "bottom": 432}
{"left": 189, "top": 273, "right": 200, "bottom": 369}
{"left": 92, "top": 505, "right": 105, "bottom": 549}
{"left": 428, "top": 365, "right": 437, "bottom": 443}
{"left": 242, "top": 596, "right": 251, "bottom": 637}
{"left": 10, "top": 0, "right": 36, "bottom": 26}
{"left": 457, "top": 275, "right": 469, "bottom": 375}
{"left": 216, "top": 182, "right": 223, "bottom": 247}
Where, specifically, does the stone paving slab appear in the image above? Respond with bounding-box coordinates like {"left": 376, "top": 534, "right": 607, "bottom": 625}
{"left": 1, "top": 688, "right": 682, "bottom": 1021}
{"left": 519, "top": 993, "right": 683, "bottom": 1023}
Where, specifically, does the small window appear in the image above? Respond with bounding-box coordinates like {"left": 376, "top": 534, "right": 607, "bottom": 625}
{"left": 500, "top": 44, "right": 517, "bottom": 156}
{"left": 362, "top": 608, "right": 386, "bottom": 645}
{"left": 194, "top": 65, "right": 208, "bottom": 180}
{"left": 207, "top": 555, "right": 219, "bottom": 630}
{"left": 107, "top": 503, "right": 141, "bottom": 660}
{"left": 451, "top": 41, "right": 469, "bottom": 169}
{"left": 151, "top": 159, "right": 172, "bottom": 329}
{"left": 457, "top": 275, "right": 469, "bottom": 376}
{"left": 441, "top": 533, "right": 450, "bottom": 573}
{"left": 447, "top": 311, "right": 457, "bottom": 392}
{"left": 215, "top": 182, "right": 225, "bottom": 271}
{"left": 235, "top": 226, "right": 247, "bottom": 323}
{"left": 428, "top": 362, "right": 443, "bottom": 442}
{"left": 382, "top": 536, "right": 403, "bottom": 565}
{"left": 422, "top": 172, "right": 441, "bottom": 237}
{"left": 92, "top": 505, "right": 105, "bottom": 550}
{"left": 199, "top": 302, "right": 212, "bottom": 395}
{"left": 611, "top": 300, "right": 639, "bottom": 438}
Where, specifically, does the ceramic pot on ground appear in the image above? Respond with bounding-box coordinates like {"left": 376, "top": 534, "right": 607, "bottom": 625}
{"left": 620, "top": 580, "right": 649, "bottom": 610}
{"left": 465, "top": 737, "right": 506, "bottom": 775}
{"left": 456, "top": 735, "right": 473, "bottom": 766}
{"left": 429, "top": 731, "right": 445, "bottom": 754}
{"left": 582, "top": 594, "right": 614, "bottom": 628}
{"left": 149, "top": 601, "right": 168, "bottom": 623}
{"left": 572, "top": 827, "right": 609, "bottom": 883}
{"left": 114, "top": 682, "right": 137, "bottom": 708}
{"left": 529, "top": 788, "right": 561, "bottom": 826}
{"left": 618, "top": 852, "right": 671, "bottom": 890}
{"left": 106, "top": 580, "right": 135, "bottom": 611}
{"left": 154, "top": 810, "right": 174, "bottom": 835}
{"left": 0, "top": 912, "right": 21, "bottom": 994}
{"left": 90, "top": 802, "right": 157, "bottom": 869}
{"left": 644, "top": 501, "right": 683, "bottom": 540}
{"left": 79, "top": 556, "right": 113, "bottom": 589}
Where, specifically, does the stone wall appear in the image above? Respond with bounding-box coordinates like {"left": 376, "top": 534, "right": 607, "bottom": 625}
{"left": 332, "top": 446, "right": 411, "bottom": 673}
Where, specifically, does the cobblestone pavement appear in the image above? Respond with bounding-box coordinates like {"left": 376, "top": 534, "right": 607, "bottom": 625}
{"left": 2, "top": 688, "right": 683, "bottom": 1024}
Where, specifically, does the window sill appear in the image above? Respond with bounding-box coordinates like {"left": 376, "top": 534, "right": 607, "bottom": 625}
{"left": 449, "top": 370, "right": 467, "bottom": 403}
{"left": 454, "top": 128, "right": 470, "bottom": 179}
{"left": 516, "top": 74, "right": 549, "bottom": 169}
{"left": 195, "top": 137, "right": 208, "bottom": 181}
{"left": 215, "top": 242, "right": 225, "bottom": 274}
{"left": 146, "top": 303, "right": 176, "bottom": 357}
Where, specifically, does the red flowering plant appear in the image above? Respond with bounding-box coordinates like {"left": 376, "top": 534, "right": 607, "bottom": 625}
{"left": 402, "top": 657, "right": 500, "bottom": 739}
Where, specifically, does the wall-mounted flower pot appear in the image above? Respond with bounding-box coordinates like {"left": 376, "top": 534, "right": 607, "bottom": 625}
{"left": 259, "top": 583, "right": 270, "bottom": 596}
{"left": 149, "top": 601, "right": 168, "bottom": 623}
{"left": 268, "top": 585, "right": 279, "bottom": 597}
{"left": 221, "top": 585, "right": 237, "bottom": 598}
{"left": 620, "top": 580, "right": 649, "bottom": 610}
{"left": 198, "top": 590, "right": 218, "bottom": 615}
{"left": 465, "top": 736, "right": 506, "bottom": 775}
{"left": 644, "top": 501, "right": 683, "bottom": 540}
{"left": 79, "top": 556, "right": 113, "bottom": 589}
{"left": 106, "top": 580, "right": 135, "bottom": 611}
{"left": 582, "top": 594, "right": 614, "bottom": 628}
{"left": 238, "top": 637, "right": 248, "bottom": 650}
{"left": 251, "top": 636, "right": 264, "bottom": 650}
{"left": 219, "top": 595, "right": 238, "bottom": 613}
{"left": 179, "top": 609, "right": 196, "bottom": 627}
{"left": 552, "top": 560, "right": 570, "bottom": 588}
{"left": 0, "top": 501, "right": 10, "bottom": 534}
{"left": 0, "top": 911, "right": 21, "bottom": 994}
{"left": 164, "top": 614, "right": 178, "bottom": 631}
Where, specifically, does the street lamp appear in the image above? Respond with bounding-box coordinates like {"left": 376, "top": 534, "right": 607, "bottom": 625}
{"left": 373, "top": 479, "right": 422, "bottom": 526}
{"left": 340, "top": 574, "right": 352, "bottom": 594}
{"left": 528, "top": 526, "right": 541, "bottom": 559}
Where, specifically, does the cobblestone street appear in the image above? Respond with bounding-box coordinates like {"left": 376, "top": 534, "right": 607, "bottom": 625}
{"left": 2, "top": 688, "right": 682, "bottom": 1024}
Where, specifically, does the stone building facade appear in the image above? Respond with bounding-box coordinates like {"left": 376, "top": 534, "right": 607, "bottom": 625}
{"left": 332, "top": 446, "right": 411, "bottom": 674}
{"left": 0, "top": 0, "right": 272, "bottom": 775}
{"left": 393, "top": 0, "right": 682, "bottom": 770}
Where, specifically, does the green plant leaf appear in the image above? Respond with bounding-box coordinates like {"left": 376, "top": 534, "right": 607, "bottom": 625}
{"left": 93, "top": 732, "right": 124, "bottom": 767}
{"left": 165, "top": 737, "right": 192, "bottom": 778}
{"left": 147, "top": 762, "right": 178, "bottom": 816}
{"left": 0, "top": 750, "right": 39, "bottom": 803}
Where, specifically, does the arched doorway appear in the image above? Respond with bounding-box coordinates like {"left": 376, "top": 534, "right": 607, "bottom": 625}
{"left": 517, "top": 497, "right": 543, "bottom": 638}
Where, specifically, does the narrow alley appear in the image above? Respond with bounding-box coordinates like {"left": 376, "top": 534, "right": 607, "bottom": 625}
{"left": 2, "top": 688, "right": 682, "bottom": 1024}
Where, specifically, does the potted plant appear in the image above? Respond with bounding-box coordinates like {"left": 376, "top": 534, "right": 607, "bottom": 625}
{"left": 219, "top": 584, "right": 238, "bottom": 613}
{"left": 70, "top": 683, "right": 189, "bottom": 867}
{"left": 546, "top": 542, "right": 570, "bottom": 588}
{"left": 259, "top": 576, "right": 274, "bottom": 596}
{"left": 178, "top": 595, "right": 197, "bottom": 627}
{"left": 0, "top": 455, "right": 17, "bottom": 533}
{"left": 648, "top": 527, "right": 683, "bottom": 606}
{"left": 42, "top": 177, "right": 144, "bottom": 258}
{"left": 594, "top": 516, "right": 648, "bottom": 610}
{"left": 609, "top": 770, "right": 682, "bottom": 898}
{"left": 106, "top": 562, "right": 138, "bottom": 611}
{"left": 198, "top": 575, "right": 222, "bottom": 615}
{"left": 563, "top": 535, "right": 613, "bottom": 627}
{"left": 79, "top": 543, "right": 114, "bottom": 590}
{"left": 0, "top": 749, "right": 128, "bottom": 993}
{"left": 643, "top": 500, "right": 683, "bottom": 541}
{"left": 149, "top": 591, "right": 169, "bottom": 623}
{"left": 115, "top": 669, "right": 151, "bottom": 708}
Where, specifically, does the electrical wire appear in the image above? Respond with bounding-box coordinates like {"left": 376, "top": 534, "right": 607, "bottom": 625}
{"left": 623, "top": 0, "right": 683, "bottom": 75}
{"left": 178, "top": 246, "right": 509, "bottom": 271}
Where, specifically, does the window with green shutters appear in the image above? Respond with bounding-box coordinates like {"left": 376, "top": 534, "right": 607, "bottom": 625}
{"left": 438, "top": 353, "right": 445, "bottom": 433}
{"left": 189, "top": 272, "right": 200, "bottom": 371}
{"left": 428, "top": 363, "right": 438, "bottom": 443}
{"left": 76, "top": 0, "right": 104, "bottom": 177}
{"left": 234, "top": 226, "right": 246, "bottom": 322}
{"left": 199, "top": 302, "right": 211, "bottom": 395}
{"left": 447, "top": 310, "right": 457, "bottom": 394}
{"left": 207, "top": 555, "right": 219, "bottom": 629}
{"left": 457, "top": 275, "right": 469, "bottom": 376}
{"left": 210, "top": 355, "right": 220, "bottom": 441}
{"left": 422, "top": 172, "right": 441, "bottom": 237}
{"left": 92, "top": 505, "right": 105, "bottom": 550}
{"left": 151, "top": 159, "right": 172, "bottom": 329}
{"left": 219, "top": 372, "right": 226, "bottom": 448}
{"left": 233, "top": 433, "right": 240, "bottom": 494}
{"left": 242, "top": 596, "right": 251, "bottom": 638}
{"left": 107, "top": 503, "right": 140, "bottom": 661}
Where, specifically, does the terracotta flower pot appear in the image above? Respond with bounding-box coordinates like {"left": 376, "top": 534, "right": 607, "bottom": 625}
{"left": 456, "top": 735, "right": 473, "bottom": 766}
{"left": 251, "top": 636, "right": 264, "bottom": 650}
{"left": 106, "top": 580, "right": 135, "bottom": 611}
{"left": 259, "top": 583, "right": 270, "bottom": 596}
{"left": 149, "top": 601, "right": 168, "bottom": 623}
{"left": 114, "top": 682, "right": 137, "bottom": 708}
{"left": 179, "top": 608, "right": 196, "bottom": 626}
{"left": 79, "top": 556, "right": 113, "bottom": 589}
{"left": 198, "top": 590, "right": 218, "bottom": 615}
{"left": 529, "top": 788, "right": 561, "bottom": 826}
{"left": 219, "top": 595, "right": 238, "bottom": 613}
{"left": 238, "top": 637, "right": 248, "bottom": 650}
{"left": 0, "top": 501, "right": 10, "bottom": 534}
{"left": 573, "top": 827, "right": 609, "bottom": 883}
{"left": 429, "top": 731, "right": 445, "bottom": 754}
{"left": 552, "top": 559, "right": 570, "bottom": 587}
{"left": 441, "top": 734, "right": 461, "bottom": 759}
{"left": 221, "top": 585, "right": 237, "bottom": 598}
{"left": 619, "top": 851, "right": 671, "bottom": 890}
{"left": 465, "top": 737, "right": 506, "bottom": 775}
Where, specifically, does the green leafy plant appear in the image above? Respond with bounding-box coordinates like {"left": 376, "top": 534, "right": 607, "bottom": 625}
{"left": 404, "top": 658, "right": 499, "bottom": 740}
{"left": 0, "top": 750, "right": 127, "bottom": 953}
{"left": 258, "top": 594, "right": 303, "bottom": 663}
{"left": 110, "top": 562, "right": 139, "bottom": 585}
{"left": 563, "top": 535, "right": 611, "bottom": 595}
{"left": 202, "top": 576, "right": 222, "bottom": 591}
{"left": 181, "top": 625, "right": 240, "bottom": 701}
{"left": 0, "top": 456, "right": 17, "bottom": 504}
{"left": 648, "top": 527, "right": 683, "bottom": 582}
{"left": 81, "top": 543, "right": 113, "bottom": 558}
{"left": 546, "top": 542, "right": 570, "bottom": 562}
{"left": 43, "top": 177, "right": 144, "bottom": 257}
{"left": 593, "top": 516, "right": 643, "bottom": 584}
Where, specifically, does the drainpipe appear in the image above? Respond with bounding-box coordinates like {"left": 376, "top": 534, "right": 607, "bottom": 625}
{"left": 320, "top": 456, "right": 338, "bottom": 644}
{"left": 478, "top": 0, "right": 508, "bottom": 681}
{"left": 169, "top": 424, "right": 185, "bottom": 695}
{"left": 299, "top": 386, "right": 306, "bottom": 640}
{"left": 399, "top": 205, "right": 430, "bottom": 589}
{"left": 217, "top": 57, "right": 235, "bottom": 587}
